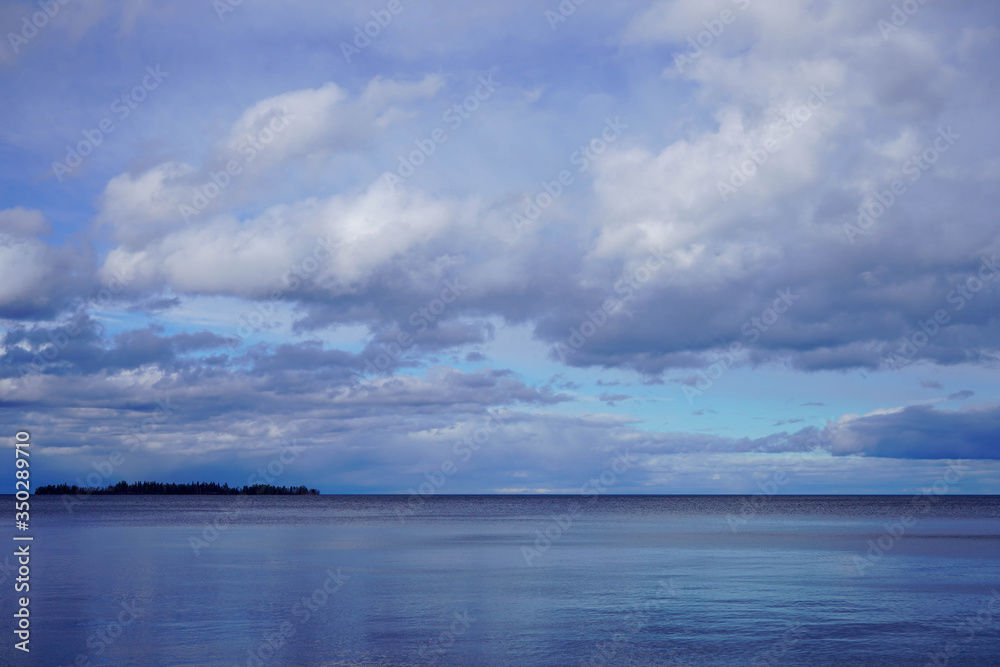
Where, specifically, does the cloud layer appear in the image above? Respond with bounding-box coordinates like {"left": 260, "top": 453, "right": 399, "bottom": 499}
{"left": 1, "top": 0, "right": 998, "bottom": 492}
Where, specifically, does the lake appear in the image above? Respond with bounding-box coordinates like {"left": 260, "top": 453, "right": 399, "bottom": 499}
{"left": 5, "top": 495, "right": 1000, "bottom": 666}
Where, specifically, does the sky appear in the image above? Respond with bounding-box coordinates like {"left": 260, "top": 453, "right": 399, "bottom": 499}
{"left": 1, "top": 0, "right": 998, "bottom": 494}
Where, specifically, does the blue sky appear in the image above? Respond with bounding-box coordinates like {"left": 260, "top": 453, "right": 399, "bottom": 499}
{"left": 1, "top": 0, "right": 999, "bottom": 493}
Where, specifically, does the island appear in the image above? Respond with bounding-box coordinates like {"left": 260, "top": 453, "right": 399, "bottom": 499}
{"left": 35, "top": 481, "right": 320, "bottom": 495}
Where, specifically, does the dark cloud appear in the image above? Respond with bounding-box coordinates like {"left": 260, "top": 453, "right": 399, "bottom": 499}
{"left": 0, "top": 234, "right": 94, "bottom": 320}
{"left": 599, "top": 391, "right": 630, "bottom": 406}
{"left": 786, "top": 405, "right": 1000, "bottom": 460}
{"left": 547, "top": 374, "right": 581, "bottom": 390}
{"left": 127, "top": 297, "right": 181, "bottom": 312}
{"left": 1, "top": 318, "right": 238, "bottom": 378}
{"left": 0, "top": 326, "right": 575, "bottom": 490}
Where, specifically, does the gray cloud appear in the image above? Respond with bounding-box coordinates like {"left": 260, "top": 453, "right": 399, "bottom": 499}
{"left": 786, "top": 405, "right": 1000, "bottom": 460}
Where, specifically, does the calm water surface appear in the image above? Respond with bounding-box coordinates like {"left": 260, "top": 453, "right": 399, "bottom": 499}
{"left": 4, "top": 495, "right": 999, "bottom": 666}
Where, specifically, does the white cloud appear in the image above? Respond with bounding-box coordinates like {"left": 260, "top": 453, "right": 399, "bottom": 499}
{"left": 97, "top": 75, "right": 446, "bottom": 245}
{"left": 0, "top": 233, "right": 56, "bottom": 307}
{"left": 100, "top": 178, "right": 465, "bottom": 297}
{"left": 0, "top": 208, "right": 87, "bottom": 317}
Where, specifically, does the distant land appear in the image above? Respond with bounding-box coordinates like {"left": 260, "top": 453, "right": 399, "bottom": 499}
{"left": 35, "top": 481, "right": 320, "bottom": 495}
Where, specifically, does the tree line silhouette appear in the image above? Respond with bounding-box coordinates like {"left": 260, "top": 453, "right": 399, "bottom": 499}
{"left": 35, "top": 481, "right": 320, "bottom": 495}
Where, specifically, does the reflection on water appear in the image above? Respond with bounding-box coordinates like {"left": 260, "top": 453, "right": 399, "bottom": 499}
{"left": 4, "top": 495, "right": 999, "bottom": 666}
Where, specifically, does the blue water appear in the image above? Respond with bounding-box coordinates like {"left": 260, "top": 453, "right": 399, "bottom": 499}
{"left": 4, "top": 495, "right": 999, "bottom": 666}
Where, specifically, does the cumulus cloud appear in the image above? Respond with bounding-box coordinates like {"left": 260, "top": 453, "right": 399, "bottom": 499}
{"left": 516, "top": 0, "right": 1000, "bottom": 375}
{"left": 97, "top": 75, "right": 445, "bottom": 246}
{"left": 3, "top": 0, "right": 999, "bottom": 490}
{"left": 0, "top": 207, "right": 50, "bottom": 236}
{"left": 77, "top": 1, "right": 1000, "bottom": 379}
{"left": 99, "top": 178, "right": 468, "bottom": 300}
{"left": 0, "top": 208, "right": 91, "bottom": 319}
